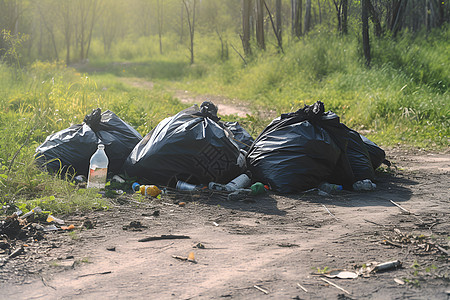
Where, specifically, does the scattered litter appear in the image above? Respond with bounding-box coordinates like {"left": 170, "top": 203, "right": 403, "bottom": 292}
{"left": 178, "top": 202, "right": 186, "bottom": 207}
{"left": 253, "top": 285, "right": 269, "bottom": 294}
{"left": 319, "top": 182, "right": 343, "bottom": 194}
{"left": 297, "top": 283, "right": 308, "bottom": 292}
{"left": 106, "top": 246, "right": 116, "bottom": 252}
{"left": 61, "top": 224, "right": 75, "bottom": 230}
{"left": 43, "top": 225, "right": 59, "bottom": 232}
{"left": 373, "top": 260, "right": 402, "bottom": 272}
{"left": 325, "top": 270, "right": 358, "bottom": 279}
{"left": 20, "top": 206, "right": 42, "bottom": 219}
{"left": 138, "top": 234, "right": 190, "bottom": 242}
{"left": 212, "top": 222, "right": 219, "bottom": 227}
{"left": 394, "top": 278, "right": 405, "bottom": 285}
{"left": 357, "top": 260, "right": 402, "bottom": 276}
{"left": 320, "top": 277, "right": 351, "bottom": 295}
{"left": 172, "top": 252, "right": 197, "bottom": 263}
{"left": 352, "top": 179, "right": 376, "bottom": 191}
{"left": 187, "top": 251, "right": 195, "bottom": 262}
{"left": 47, "top": 215, "right": 65, "bottom": 225}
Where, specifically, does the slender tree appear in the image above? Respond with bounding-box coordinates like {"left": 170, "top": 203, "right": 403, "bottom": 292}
{"left": 182, "top": 0, "right": 197, "bottom": 64}
{"left": 304, "top": 0, "right": 312, "bottom": 34}
{"left": 291, "top": 0, "right": 302, "bottom": 38}
{"left": 242, "top": 0, "right": 252, "bottom": 56}
{"left": 256, "top": 0, "right": 265, "bottom": 50}
{"left": 362, "top": 0, "right": 370, "bottom": 67}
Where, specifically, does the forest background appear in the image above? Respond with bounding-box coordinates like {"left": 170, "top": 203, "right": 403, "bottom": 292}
{"left": 0, "top": 0, "right": 449, "bottom": 213}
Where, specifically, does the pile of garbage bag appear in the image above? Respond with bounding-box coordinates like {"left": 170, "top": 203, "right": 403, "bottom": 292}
{"left": 122, "top": 102, "right": 247, "bottom": 186}
{"left": 246, "top": 101, "right": 386, "bottom": 193}
{"left": 35, "top": 108, "right": 142, "bottom": 176}
{"left": 35, "top": 101, "right": 387, "bottom": 195}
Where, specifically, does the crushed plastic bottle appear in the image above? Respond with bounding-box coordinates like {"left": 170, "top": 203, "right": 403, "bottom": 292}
{"left": 139, "top": 185, "right": 162, "bottom": 197}
{"left": 318, "top": 182, "right": 343, "bottom": 194}
{"left": 87, "top": 144, "right": 109, "bottom": 189}
{"left": 352, "top": 179, "right": 376, "bottom": 191}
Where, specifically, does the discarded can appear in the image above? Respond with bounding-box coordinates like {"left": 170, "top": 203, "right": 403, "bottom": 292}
{"left": 373, "top": 260, "right": 402, "bottom": 272}
{"left": 225, "top": 173, "right": 251, "bottom": 191}
{"left": 176, "top": 181, "right": 205, "bottom": 191}
{"left": 209, "top": 173, "right": 252, "bottom": 192}
{"left": 132, "top": 182, "right": 140, "bottom": 192}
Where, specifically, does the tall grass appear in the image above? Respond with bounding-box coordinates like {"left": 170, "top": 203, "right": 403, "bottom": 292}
{"left": 0, "top": 61, "right": 186, "bottom": 213}
{"left": 175, "top": 28, "right": 449, "bottom": 148}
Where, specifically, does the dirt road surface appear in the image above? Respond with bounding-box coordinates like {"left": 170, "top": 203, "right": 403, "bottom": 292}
{"left": 1, "top": 148, "right": 449, "bottom": 299}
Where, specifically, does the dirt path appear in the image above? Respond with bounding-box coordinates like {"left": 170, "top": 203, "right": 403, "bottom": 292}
{"left": 1, "top": 148, "right": 449, "bottom": 299}
{"left": 120, "top": 77, "right": 256, "bottom": 118}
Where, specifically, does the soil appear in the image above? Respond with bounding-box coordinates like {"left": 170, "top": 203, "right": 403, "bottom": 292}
{"left": 1, "top": 148, "right": 449, "bottom": 300}
{"left": 1, "top": 80, "right": 449, "bottom": 299}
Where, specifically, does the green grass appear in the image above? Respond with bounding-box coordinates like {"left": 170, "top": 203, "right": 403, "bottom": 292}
{"left": 0, "top": 28, "right": 448, "bottom": 214}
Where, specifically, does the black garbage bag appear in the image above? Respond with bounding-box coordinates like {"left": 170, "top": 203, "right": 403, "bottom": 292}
{"left": 222, "top": 121, "right": 254, "bottom": 152}
{"left": 359, "top": 134, "right": 389, "bottom": 169}
{"left": 35, "top": 108, "right": 142, "bottom": 176}
{"left": 122, "top": 103, "right": 246, "bottom": 186}
{"left": 346, "top": 129, "right": 375, "bottom": 181}
{"left": 247, "top": 101, "right": 355, "bottom": 193}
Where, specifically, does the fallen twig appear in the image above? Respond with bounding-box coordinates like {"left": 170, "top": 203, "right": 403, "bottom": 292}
{"left": 297, "top": 283, "right": 308, "bottom": 292}
{"left": 138, "top": 235, "right": 190, "bottom": 242}
{"left": 322, "top": 205, "right": 338, "bottom": 221}
{"left": 320, "top": 278, "right": 350, "bottom": 295}
{"left": 389, "top": 200, "right": 425, "bottom": 224}
{"left": 77, "top": 271, "right": 112, "bottom": 278}
{"left": 389, "top": 200, "right": 411, "bottom": 214}
{"left": 253, "top": 285, "right": 269, "bottom": 294}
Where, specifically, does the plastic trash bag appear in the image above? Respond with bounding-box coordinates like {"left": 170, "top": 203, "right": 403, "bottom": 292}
{"left": 346, "top": 129, "right": 375, "bottom": 181}
{"left": 359, "top": 134, "right": 388, "bottom": 169}
{"left": 122, "top": 103, "right": 246, "bottom": 187}
{"left": 35, "top": 108, "right": 142, "bottom": 176}
{"left": 222, "top": 121, "right": 254, "bottom": 152}
{"left": 247, "top": 101, "right": 355, "bottom": 193}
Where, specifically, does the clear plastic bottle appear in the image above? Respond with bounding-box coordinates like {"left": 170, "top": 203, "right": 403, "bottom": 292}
{"left": 318, "top": 182, "right": 343, "bottom": 194}
{"left": 87, "top": 144, "right": 109, "bottom": 189}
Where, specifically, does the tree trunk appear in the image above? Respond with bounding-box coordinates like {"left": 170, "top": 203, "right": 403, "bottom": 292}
{"left": 291, "top": 0, "right": 302, "bottom": 38}
{"left": 183, "top": 0, "right": 196, "bottom": 64}
{"left": 276, "top": 0, "right": 282, "bottom": 46}
{"left": 256, "top": 0, "right": 265, "bottom": 50}
{"left": 242, "top": 0, "right": 252, "bottom": 56}
{"left": 342, "top": 0, "right": 348, "bottom": 34}
{"left": 362, "top": 0, "right": 371, "bottom": 67}
{"left": 304, "top": 0, "right": 312, "bottom": 34}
